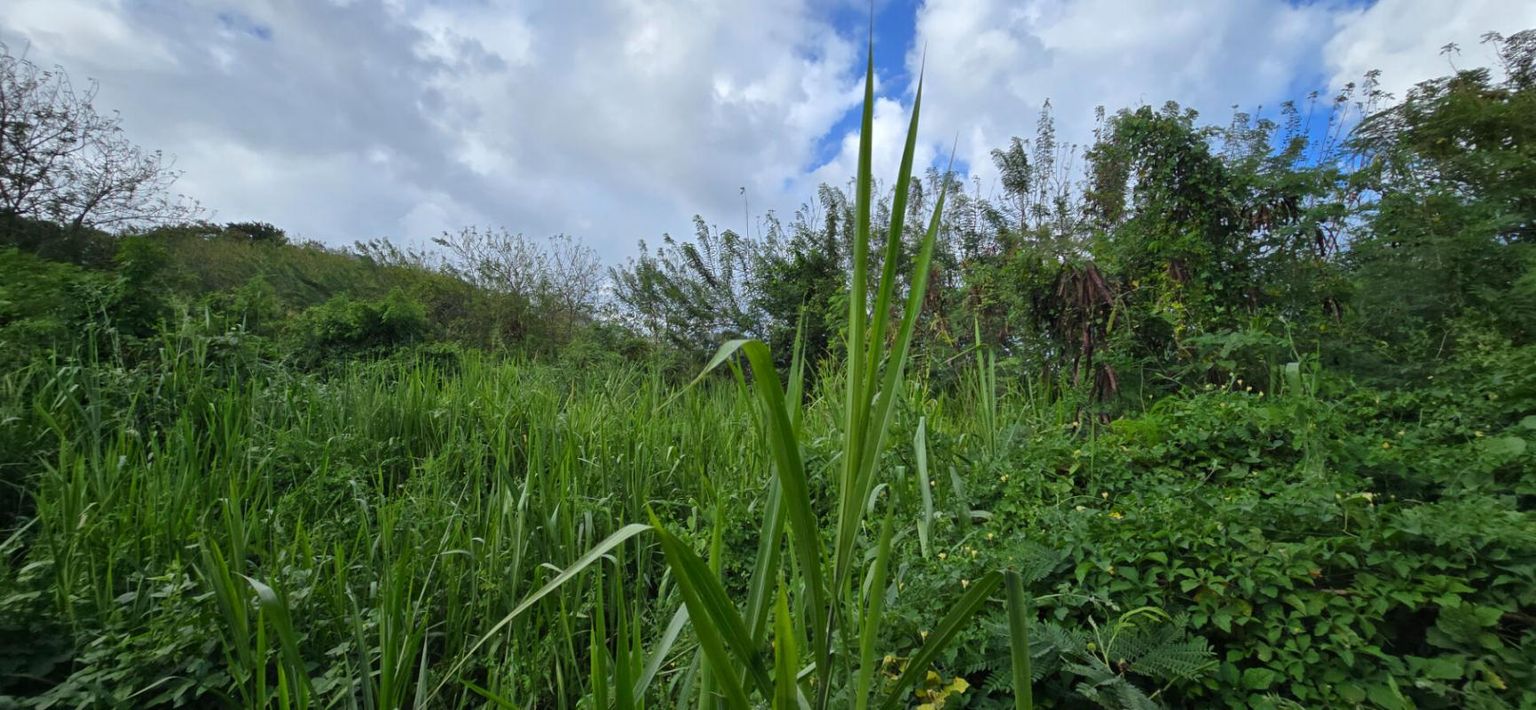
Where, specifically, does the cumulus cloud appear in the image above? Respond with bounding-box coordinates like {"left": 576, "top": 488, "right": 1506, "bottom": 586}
{"left": 1324, "top": 0, "right": 1536, "bottom": 101}
{"left": 2, "top": 0, "right": 1531, "bottom": 261}
{"left": 894, "top": 0, "right": 1336, "bottom": 200}
{"left": 2, "top": 0, "right": 862, "bottom": 256}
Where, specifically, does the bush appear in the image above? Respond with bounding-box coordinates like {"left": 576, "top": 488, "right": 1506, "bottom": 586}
{"left": 286, "top": 289, "right": 429, "bottom": 366}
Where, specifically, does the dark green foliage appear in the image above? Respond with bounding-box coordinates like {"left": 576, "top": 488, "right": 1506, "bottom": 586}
{"left": 287, "top": 290, "right": 428, "bottom": 365}
{"left": 0, "top": 25, "right": 1534, "bottom": 710}
{"left": 1347, "top": 31, "right": 1536, "bottom": 368}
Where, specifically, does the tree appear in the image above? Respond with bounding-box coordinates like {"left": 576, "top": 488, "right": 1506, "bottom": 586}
{"left": 0, "top": 43, "right": 197, "bottom": 231}
{"left": 431, "top": 227, "right": 602, "bottom": 345}
{"left": 1347, "top": 30, "right": 1536, "bottom": 358}
{"left": 610, "top": 217, "right": 762, "bottom": 356}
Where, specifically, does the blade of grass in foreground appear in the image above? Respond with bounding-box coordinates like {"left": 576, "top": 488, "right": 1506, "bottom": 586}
{"left": 1005, "top": 570, "right": 1036, "bottom": 710}
{"left": 651, "top": 513, "right": 770, "bottom": 705}
{"left": 773, "top": 583, "right": 800, "bottom": 710}
{"left": 429, "top": 522, "right": 653, "bottom": 703}
{"left": 854, "top": 512, "right": 896, "bottom": 710}
{"left": 877, "top": 572, "right": 1002, "bottom": 710}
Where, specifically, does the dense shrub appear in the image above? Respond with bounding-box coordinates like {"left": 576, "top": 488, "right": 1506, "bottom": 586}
{"left": 286, "top": 290, "right": 428, "bottom": 365}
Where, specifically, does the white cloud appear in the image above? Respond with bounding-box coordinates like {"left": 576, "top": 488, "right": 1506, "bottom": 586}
{"left": 3, "top": 0, "right": 1533, "bottom": 264}
{"left": 1324, "top": 0, "right": 1536, "bottom": 101}
{"left": 900, "top": 0, "right": 1337, "bottom": 201}
{"left": 2, "top": 0, "right": 862, "bottom": 257}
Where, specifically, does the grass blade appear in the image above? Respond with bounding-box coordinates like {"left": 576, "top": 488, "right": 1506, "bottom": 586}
{"left": 877, "top": 571, "right": 1001, "bottom": 710}
{"left": 854, "top": 512, "right": 896, "bottom": 710}
{"left": 913, "top": 417, "right": 934, "bottom": 558}
{"left": 429, "top": 522, "right": 653, "bottom": 703}
{"left": 1005, "top": 570, "right": 1035, "bottom": 710}
{"left": 773, "top": 582, "right": 800, "bottom": 710}
{"left": 651, "top": 515, "right": 772, "bottom": 703}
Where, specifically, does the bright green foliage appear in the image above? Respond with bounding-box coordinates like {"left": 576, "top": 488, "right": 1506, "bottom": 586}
{"left": 2, "top": 22, "right": 1536, "bottom": 710}
{"left": 287, "top": 290, "right": 429, "bottom": 365}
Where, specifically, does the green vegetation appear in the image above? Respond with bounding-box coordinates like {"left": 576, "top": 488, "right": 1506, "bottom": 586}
{"left": 2, "top": 29, "right": 1535, "bottom": 710}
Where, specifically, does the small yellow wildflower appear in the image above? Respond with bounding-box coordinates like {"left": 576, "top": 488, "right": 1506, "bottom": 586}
{"left": 1381, "top": 441, "right": 1391, "bottom": 449}
{"left": 960, "top": 579, "right": 970, "bottom": 589}
{"left": 1109, "top": 511, "right": 1124, "bottom": 520}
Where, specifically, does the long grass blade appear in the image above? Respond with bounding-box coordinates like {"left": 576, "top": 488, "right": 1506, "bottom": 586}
{"left": 773, "top": 583, "right": 800, "bottom": 710}
{"left": 876, "top": 571, "right": 1001, "bottom": 710}
{"left": 651, "top": 517, "right": 771, "bottom": 705}
{"left": 913, "top": 417, "right": 934, "bottom": 558}
{"left": 429, "top": 522, "right": 653, "bottom": 703}
{"left": 854, "top": 512, "right": 896, "bottom": 710}
{"left": 1005, "top": 570, "right": 1035, "bottom": 710}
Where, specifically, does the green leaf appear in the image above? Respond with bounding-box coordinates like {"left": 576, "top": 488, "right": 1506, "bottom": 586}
{"left": 1241, "top": 667, "right": 1278, "bottom": 689}
{"left": 773, "top": 583, "right": 800, "bottom": 710}
{"left": 431, "top": 523, "right": 653, "bottom": 703}
{"left": 1479, "top": 435, "right": 1527, "bottom": 458}
{"left": 652, "top": 516, "right": 773, "bottom": 704}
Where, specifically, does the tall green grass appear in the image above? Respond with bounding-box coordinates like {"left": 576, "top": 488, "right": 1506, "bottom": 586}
{"left": 433, "top": 38, "right": 1037, "bottom": 709}
{"left": 3, "top": 34, "right": 1040, "bottom": 710}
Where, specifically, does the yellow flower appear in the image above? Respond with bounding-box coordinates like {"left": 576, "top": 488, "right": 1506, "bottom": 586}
{"left": 986, "top": 532, "right": 995, "bottom": 541}
{"left": 1109, "top": 511, "right": 1124, "bottom": 520}
{"left": 937, "top": 552, "right": 947, "bottom": 560}
{"left": 1475, "top": 431, "right": 1485, "bottom": 438}
{"left": 1381, "top": 441, "right": 1391, "bottom": 449}
{"left": 960, "top": 579, "right": 970, "bottom": 588}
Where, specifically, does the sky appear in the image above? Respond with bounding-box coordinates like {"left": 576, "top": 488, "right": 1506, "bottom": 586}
{"left": 2, "top": 0, "right": 1533, "bottom": 262}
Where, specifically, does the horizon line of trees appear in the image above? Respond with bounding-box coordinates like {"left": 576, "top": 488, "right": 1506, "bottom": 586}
{"left": 4, "top": 31, "right": 1534, "bottom": 401}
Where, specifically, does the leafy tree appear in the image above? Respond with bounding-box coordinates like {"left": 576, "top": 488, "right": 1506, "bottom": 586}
{"left": 1348, "top": 30, "right": 1536, "bottom": 365}
{"left": 610, "top": 217, "right": 761, "bottom": 357}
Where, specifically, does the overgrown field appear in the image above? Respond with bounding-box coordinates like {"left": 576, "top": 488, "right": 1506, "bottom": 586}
{"left": 4, "top": 26, "right": 1536, "bottom": 710}
{"left": 1, "top": 326, "right": 1532, "bottom": 708}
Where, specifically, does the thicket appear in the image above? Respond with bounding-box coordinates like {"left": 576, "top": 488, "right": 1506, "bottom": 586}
{"left": 1, "top": 29, "right": 1534, "bottom": 710}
